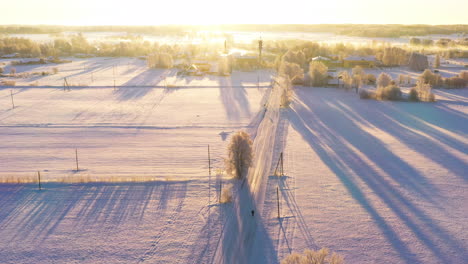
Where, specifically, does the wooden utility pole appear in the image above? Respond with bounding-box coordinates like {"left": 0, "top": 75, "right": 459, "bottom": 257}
{"left": 280, "top": 152, "right": 284, "bottom": 176}
{"left": 75, "top": 148, "right": 79, "bottom": 171}
{"left": 208, "top": 145, "right": 211, "bottom": 176}
{"left": 38, "top": 171, "right": 42, "bottom": 190}
{"left": 277, "top": 186, "right": 280, "bottom": 219}
{"left": 10, "top": 90, "right": 15, "bottom": 109}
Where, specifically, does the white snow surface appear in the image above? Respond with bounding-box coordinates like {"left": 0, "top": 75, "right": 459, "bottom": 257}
{"left": 0, "top": 60, "right": 467, "bottom": 264}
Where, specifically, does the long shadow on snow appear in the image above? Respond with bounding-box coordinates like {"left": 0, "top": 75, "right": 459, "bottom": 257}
{"left": 288, "top": 93, "right": 467, "bottom": 264}
{"left": 218, "top": 76, "right": 252, "bottom": 122}
{"left": 342, "top": 101, "right": 468, "bottom": 181}
{"left": 218, "top": 180, "right": 277, "bottom": 264}
{"left": 0, "top": 181, "right": 187, "bottom": 243}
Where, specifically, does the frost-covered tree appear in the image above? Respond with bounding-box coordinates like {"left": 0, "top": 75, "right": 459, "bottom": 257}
{"left": 147, "top": 53, "right": 174, "bottom": 69}
{"left": 280, "top": 62, "right": 304, "bottom": 84}
{"left": 226, "top": 131, "right": 253, "bottom": 179}
{"left": 338, "top": 71, "right": 352, "bottom": 90}
{"left": 308, "top": 61, "right": 328, "bottom": 87}
{"left": 377, "top": 72, "right": 392, "bottom": 88}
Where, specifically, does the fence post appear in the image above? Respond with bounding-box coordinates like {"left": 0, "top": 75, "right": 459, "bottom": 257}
{"left": 38, "top": 171, "right": 42, "bottom": 190}
{"left": 10, "top": 90, "right": 15, "bottom": 109}
{"left": 75, "top": 148, "right": 79, "bottom": 171}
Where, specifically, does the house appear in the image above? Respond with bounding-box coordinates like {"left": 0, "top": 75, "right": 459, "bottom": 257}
{"left": 343, "top": 56, "right": 377, "bottom": 68}
{"left": 311, "top": 56, "right": 342, "bottom": 67}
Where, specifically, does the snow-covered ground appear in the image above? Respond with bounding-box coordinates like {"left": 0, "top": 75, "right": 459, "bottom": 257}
{"left": 0, "top": 58, "right": 467, "bottom": 263}
{"left": 263, "top": 87, "right": 468, "bottom": 263}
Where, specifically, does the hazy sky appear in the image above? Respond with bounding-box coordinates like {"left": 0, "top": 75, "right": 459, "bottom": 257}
{"left": 2, "top": 0, "right": 467, "bottom": 25}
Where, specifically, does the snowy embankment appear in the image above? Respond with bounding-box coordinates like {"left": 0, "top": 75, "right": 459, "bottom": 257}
{"left": 213, "top": 76, "right": 285, "bottom": 263}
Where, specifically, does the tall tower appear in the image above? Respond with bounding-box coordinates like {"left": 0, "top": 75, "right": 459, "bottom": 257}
{"left": 258, "top": 37, "right": 263, "bottom": 65}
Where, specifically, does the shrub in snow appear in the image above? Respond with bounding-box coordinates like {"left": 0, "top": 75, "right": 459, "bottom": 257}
{"left": 308, "top": 61, "right": 328, "bottom": 87}
{"left": 0, "top": 67, "right": 3, "bottom": 74}
{"left": 377, "top": 72, "right": 392, "bottom": 88}
{"left": 10, "top": 67, "right": 16, "bottom": 75}
{"left": 420, "top": 69, "right": 441, "bottom": 86}
{"left": 415, "top": 80, "right": 435, "bottom": 101}
{"left": 408, "top": 52, "right": 429, "bottom": 71}
{"left": 1, "top": 80, "right": 16, "bottom": 86}
{"left": 376, "top": 84, "right": 402, "bottom": 101}
{"left": 359, "top": 89, "right": 374, "bottom": 100}
{"left": 281, "top": 248, "right": 344, "bottom": 264}
{"left": 226, "top": 131, "right": 253, "bottom": 179}
{"left": 444, "top": 77, "right": 467, "bottom": 88}
{"left": 52, "top": 67, "right": 59, "bottom": 74}
{"left": 408, "top": 88, "right": 419, "bottom": 102}
{"left": 459, "top": 71, "right": 468, "bottom": 81}
{"left": 366, "top": 73, "right": 376, "bottom": 85}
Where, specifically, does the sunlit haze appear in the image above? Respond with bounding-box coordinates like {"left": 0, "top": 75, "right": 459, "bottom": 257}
{"left": 2, "top": 0, "right": 468, "bottom": 25}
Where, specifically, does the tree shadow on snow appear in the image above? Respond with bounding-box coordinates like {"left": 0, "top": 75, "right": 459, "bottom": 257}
{"left": 288, "top": 89, "right": 467, "bottom": 264}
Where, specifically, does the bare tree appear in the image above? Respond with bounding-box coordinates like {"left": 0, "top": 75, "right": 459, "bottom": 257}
{"left": 226, "top": 131, "right": 253, "bottom": 179}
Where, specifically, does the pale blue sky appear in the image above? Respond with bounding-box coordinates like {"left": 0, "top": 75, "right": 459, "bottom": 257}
{"left": 2, "top": 0, "right": 467, "bottom": 25}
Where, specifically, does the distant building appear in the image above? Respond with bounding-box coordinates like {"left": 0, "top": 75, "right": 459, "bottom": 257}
{"left": 343, "top": 56, "right": 377, "bottom": 68}
{"left": 311, "top": 56, "right": 342, "bottom": 67}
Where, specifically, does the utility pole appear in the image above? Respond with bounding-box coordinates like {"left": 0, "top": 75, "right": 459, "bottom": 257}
{"left": 75, "top": 148, "right": 79, "bottom": 171}
{"left": 10, "top": 90, "right": 15, "bottom": 109}
{"left": 38, "top": 171, "right": 42, "bottom": 190}
{"left": 280, "top": 152, "right": 284, "bottom": 176}
{"left": 258, "top": 38, "right": 263, "bottom": 66}
{"left": 208, "top": 145, "right": 211, "bottom": 177}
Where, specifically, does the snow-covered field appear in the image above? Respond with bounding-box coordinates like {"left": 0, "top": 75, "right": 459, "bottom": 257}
{"left": 0, "top": 58, "right": 467, "bottom": 263}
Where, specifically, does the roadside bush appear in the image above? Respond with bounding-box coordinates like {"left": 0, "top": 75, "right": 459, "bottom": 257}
{"left": 226, "top": 131, "right": 253, "bottom": 179}
{"left": 408, "top": 88, "right": 419, "bottom": 101}
{"left": 281, "top": 77, "right": 293, "bottom": 107}
{"left": 376, "top": 84, "right": 402, "bottom": 100}
{"left": 281, "top": 248, "right": 344, "bottom": 264}
{"left": 377, "top": 72, "right": 392, "bottom": 88}
{"left": 220, "top": 186, "right": 233, "bottom": 203}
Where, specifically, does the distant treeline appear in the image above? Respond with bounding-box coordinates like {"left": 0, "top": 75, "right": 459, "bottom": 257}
{"left": 0, "top": 24, "right": 467, "bottom": 37}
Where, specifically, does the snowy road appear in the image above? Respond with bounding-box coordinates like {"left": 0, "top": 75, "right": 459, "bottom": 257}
{"left": 213, "top": 76, "right": 286, "bottom": 263}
